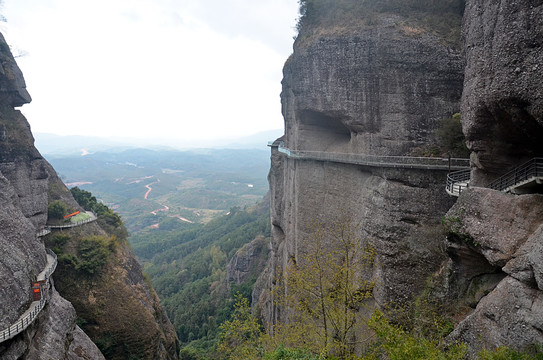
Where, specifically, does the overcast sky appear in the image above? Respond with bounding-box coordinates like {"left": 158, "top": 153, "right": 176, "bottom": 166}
{"left": 0, "top": 0, "right": 299, "bottom": 146}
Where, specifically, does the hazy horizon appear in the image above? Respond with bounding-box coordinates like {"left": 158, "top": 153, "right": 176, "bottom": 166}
{"left": 1, "top": 0, "right": 298, "bottom": 142}
{"left": 34, "top": 128, "right": 284, "bottom": 155}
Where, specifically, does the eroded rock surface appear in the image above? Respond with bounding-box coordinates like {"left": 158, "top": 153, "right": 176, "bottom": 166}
{"left": 0, "top": 31, "right": 179, "bottom": 359}
{"left": 227, "top": 235, "right": 269, "bottom": 285}
{"left": 444, "top": 188, "right": 543, "bottom": 355}
{"left": 462, "top": 0, "right": 543, "bottom": 185}
{"left": 449, "top": 277, "right": 543, "bottom": 358}
{"left": 259, "top": 12, "right": 464, "bottom": 329}
{"left": 283, "top": 15, "right": 464, "bottom": 156}
{"left": 0, "top": 32, "right": 101, "bottom": 358}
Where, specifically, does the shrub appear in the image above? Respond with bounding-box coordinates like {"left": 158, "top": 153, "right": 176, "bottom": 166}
{"left": 217, "top": 294, "right": 264, "bottom": 360}
{"left": 264, "top": 345, "right": 320, "bottom": 360}
{"left": 478, "top": 346, "right": 543, "bottom": 360}
{"left": 436, "top": 113, "right": 469, "bottom": 157}
{"left": 75, "top": 235, "right": 115, "bottom": 275}
{"left": 363, "top": 310, "right": 467, "bottom": 360}
{"left": 48, "top": 200, "right": 67, "bottom": 220}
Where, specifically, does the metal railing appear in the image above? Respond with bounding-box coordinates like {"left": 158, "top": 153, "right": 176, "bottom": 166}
{"left": 0, "top": 249, "right": 57, "bottom": 343}
{"left": 274, "top": 145, "right": 470, "bottom": 170}
{"left": 487, "top": 158, "right": 543, "bottom": 192}
{"left": 47, "top": 211, "right": 97, "bottom": 229}
{"left": 43, "top": 249, "right": 58, "bottom": 281}
{"left": 446, "top": 169, "right": 471, "bottom": 196}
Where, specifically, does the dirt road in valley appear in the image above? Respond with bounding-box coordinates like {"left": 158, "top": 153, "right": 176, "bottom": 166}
{"left": 144, "top": 179, "right": 160, "bottom": 199}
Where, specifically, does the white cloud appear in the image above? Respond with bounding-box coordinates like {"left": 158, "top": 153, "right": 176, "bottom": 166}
{"left": 1, "top": 0, "right": 299, "bottom": 142}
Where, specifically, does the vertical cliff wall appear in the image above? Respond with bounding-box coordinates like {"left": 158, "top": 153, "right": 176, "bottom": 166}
{"left": 0, "top": 32, "right": 104, "bottom": 359}
{"left": 0, "top": 32, "right": 179, "bottom": 360}
{"left": 260, "top": 0, "right": 543, "bottom": 356}
{"left": 258, "top": 4, "right": 465, "bottom": 331}
{"left": 462, "top": 0, "right": 543, "bottom": 185}
{"left": 443, "top": 0, "right": 543, "bottom": 356}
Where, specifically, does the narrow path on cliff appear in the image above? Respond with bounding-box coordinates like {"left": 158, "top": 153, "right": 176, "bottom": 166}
{"left": 46, "top": 211, "right": 98, "bottom": 230}
{"left": 269, "top": 142, "right": 470, "bottom": 170}
{"left": 447, "top": 158, "right": 543, "bottom": 196}
{"left": 0, "top": 248, "right": 57, "bottom": 343}
{"left": 269, "top": 143, "right": 543, "bottom": 197}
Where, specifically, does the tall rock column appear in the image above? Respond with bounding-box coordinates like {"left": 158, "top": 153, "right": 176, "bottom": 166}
{"left": 257, "top": 5, "right": 466, "bottom": 338}
{"left": 462, "top": 0, "right": 543, "bottom": 185}
{"left": 0, "top": 32, "right": 104, "bottom": 359}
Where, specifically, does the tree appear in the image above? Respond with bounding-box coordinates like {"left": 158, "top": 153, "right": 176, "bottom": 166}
{"left": 271, "top": 218, "right": 376, "bottom": 358}
{"left": 48, "top": 200, "right": 67, "bottom": 220}
{"left": 436, "top": 113, "right": 469, "bottom": 157}
{"left": 217, "top": 294, "right": 264, "bottom": 360}
{"left": 362, "top": 310, "right": 467, "bottom": 360}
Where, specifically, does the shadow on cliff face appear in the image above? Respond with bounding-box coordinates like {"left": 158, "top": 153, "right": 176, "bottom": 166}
{"left": 296, "top": 109, "right": 352, "bottom": 151}
{"left": 468, "top": 98, "right": 543, "bottom": 185}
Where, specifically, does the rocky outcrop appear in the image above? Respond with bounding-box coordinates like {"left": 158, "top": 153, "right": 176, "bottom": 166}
{"left": 50, "top": 216, "right": 180, "bottom": 360}
{"left": 438, "top": 1, "right": 543, "bottom": 355}
{"left": 227, "top": 235, "right": 269, "bottom": 285}
{"left": 0, "top": 33, "right": 101, "bottom": 358}
{"left": 0, "top": 32, "right": 179, "bottom": 359}
{"left": 0, "top": 33, "right": 31, "bottom": 107}
{"left": 259, "top": 7, "right": 465, "bottom": 330}
{"left": 283, "top": 15, "right": 464, "bottom": 156}
{"left": 443, "top": 188, "right": 543, "bottom": 356}
{"left": 462, "top": 0, "right": 543, "bottom": 185}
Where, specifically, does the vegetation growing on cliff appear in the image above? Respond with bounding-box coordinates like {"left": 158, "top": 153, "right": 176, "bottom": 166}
{"left": 268, "top": 220, "right": 376, "bottom": 358}
{"left": 216, "top": 285, "right": 541, "bottom": 360}
{"left": 296, "top": 0, "right": 464, "bottom": 47}
{"left": 138, "top": 202, "right": 271, "bottom": 358}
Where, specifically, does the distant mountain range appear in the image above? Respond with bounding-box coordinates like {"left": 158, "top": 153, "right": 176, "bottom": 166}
{"left": 34, "top": 129, "right": 283, "bottom": 156}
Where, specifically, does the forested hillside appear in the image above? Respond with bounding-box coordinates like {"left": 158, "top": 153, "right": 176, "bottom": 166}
{"left": 133, "top": 200, "right": 270, "bottom": 358}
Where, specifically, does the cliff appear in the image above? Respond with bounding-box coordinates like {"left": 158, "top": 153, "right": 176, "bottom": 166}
{"left": 0, "top": 32, "right": 179, "bottom": 359}
{"left": 443, "top": 0, "right": 543, "bottom": 356}
{"left": 462, "top": 0, "right": 543, "bottom": 186}
{"left": 0, "top": 32, "right": 103, "bottom": 359}
{"left": 260, "top": 0, "right": 465, "bottom": 329}
{"left": 260, "top": 0, "right": 543, "bottom": 356}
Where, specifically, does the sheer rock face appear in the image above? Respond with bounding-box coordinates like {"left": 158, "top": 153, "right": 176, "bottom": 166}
{"left": 444, "top": 188, "right": 543, "bottom": 356}
{"left": 257, "top": 15, "right": 464, "bottom": 328}
{"left": 0, "top": 33, "right": 101, "bottom": 358}
{"left": 462, "top": 0, "right": 543, "bottom": 185}
{"left": 0, "top": 32, "right": 179, "bottom": 359}
{"left": 0, "top": 33, "right": 31, "bottom": 107}
{"left": 282, "top": 16, "right": 464, "bottom": 156}
{"left": 227, "top": 235, "right": 269, "bottom": 285}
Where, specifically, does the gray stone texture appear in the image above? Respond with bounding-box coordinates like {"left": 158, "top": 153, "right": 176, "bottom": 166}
{"left": 0, "top": 31, "right": 179, "bottom": 359}
{"left": 0, "top": 31, "right": 103, "bottom": 359}
{"left": 462, "top": 0, "right": 543, "bottom": 185}
{"left": 445, "top": 188, "right": 543, "bottom": 355}
{"left": 282, "top": 15, "right": 464, "bottom": 156}
{"left": 260, "top": 14, "right": 465, "bottom": 328}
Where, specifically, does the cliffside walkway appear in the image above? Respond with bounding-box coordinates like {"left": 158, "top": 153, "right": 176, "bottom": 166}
{"left": 41, "top": 211, "right": 97, "bottom": 232}
{"left": 0, "top": 249, "right": 57, "bottom": 343}
{"left": 269, "top": 142, "right": 470, "bottom": 171}
{"left": 446, "top": 158, "right": 543, "bottom": 196}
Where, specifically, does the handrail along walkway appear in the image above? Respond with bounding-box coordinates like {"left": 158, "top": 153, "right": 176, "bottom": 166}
{"left": 487, "top": 158, "right": 543, "bottom": 192}
{"left": 446, "top": 158, "right": 543, "bottom": 197}
{"left": 0, "top": 249, "right": 57, "bottom": 343}
{"left": 47, "top": 211, "right": 97, "bottom": 230}
{"left": 0, "top": 211, "right": 97, "bottom": 343}
{"left": 268, "top": 141, "right": 543, "bottom": 197}
{"left": 270, "top": 142, "right": 470, "bottom": 171}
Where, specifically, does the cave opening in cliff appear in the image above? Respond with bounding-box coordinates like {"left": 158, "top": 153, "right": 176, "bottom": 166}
{"left": 471, "top": 99, "right": 543, "bottom": 185}
{"left": 297, "top": 109, "right": 351, "bottom": 150}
